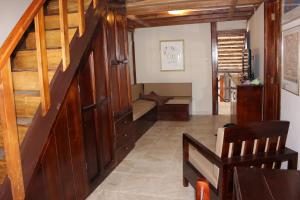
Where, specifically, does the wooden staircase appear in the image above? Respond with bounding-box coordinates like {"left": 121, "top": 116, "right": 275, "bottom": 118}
{"left": 0, "top": 0, "right": 92, "bottom": 189}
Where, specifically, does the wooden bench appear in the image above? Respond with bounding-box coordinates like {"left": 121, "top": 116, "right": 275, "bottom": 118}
{"left": 144, "top": 83, "right": 192, "bottom": 121}
{"left": 131, "top": 84, "right": 157, "bottom": 140}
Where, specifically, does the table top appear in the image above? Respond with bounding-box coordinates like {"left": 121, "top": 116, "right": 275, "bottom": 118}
{"left": 234, "top": 167, "right": 300, "bottom": 200}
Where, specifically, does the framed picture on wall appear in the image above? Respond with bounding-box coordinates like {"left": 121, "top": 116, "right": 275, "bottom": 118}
{"left": 282, "top": 23, "right": 300, "bottom": 95}
{"left": 282, "top": 0, "right": 300, "bottom": 24}
{"left": 160, "top": 40, "right": 184, "bottom": 71}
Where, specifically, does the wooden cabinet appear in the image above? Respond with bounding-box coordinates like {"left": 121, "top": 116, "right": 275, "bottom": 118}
{"left": 106, "top": 9, "right": 133, "bottom": 163}
{"left": 107, "top": 9, "right": 132, "bottom": 118}
{"left": 115, "top": 111, "right": 135, "bottom": 162}
{"left": 78, "top": 22, "right": 114, "bottom": 186}
{"left": 231, "top": 85, "right": 263, "bottom": 125}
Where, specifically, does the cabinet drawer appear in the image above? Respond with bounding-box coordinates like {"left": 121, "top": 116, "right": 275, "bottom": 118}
{"left": 116, "top": 130, "right": 135, "bottom": 149}
{"left": 115, "top": 112, "right": 133, "bottom": 135}
{"left": 115, "top": 143, "right": 134, "bottom": 163}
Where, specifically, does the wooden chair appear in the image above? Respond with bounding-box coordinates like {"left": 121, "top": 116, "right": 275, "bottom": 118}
{"left": 182, "top": 121, "right": 298, "bottom": 200}
{"left": 196, "top": 180, "right": 210, "bottom": 200}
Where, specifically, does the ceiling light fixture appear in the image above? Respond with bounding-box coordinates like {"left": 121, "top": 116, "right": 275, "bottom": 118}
{"left": 168, "top": 10, "right": 186, "bottom": 15}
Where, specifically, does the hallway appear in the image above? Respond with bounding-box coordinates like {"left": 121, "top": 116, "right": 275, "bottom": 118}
{"left": 88, "top": 115, "right": 230, "bottom": 200}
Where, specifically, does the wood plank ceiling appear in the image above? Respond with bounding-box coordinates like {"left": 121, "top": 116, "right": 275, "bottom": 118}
{"left": 126, "top": 0, "right": 263, "bottom": 28}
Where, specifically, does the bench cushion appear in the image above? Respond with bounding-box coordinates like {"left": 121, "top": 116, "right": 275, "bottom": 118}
{"left": 132, "top": 100, "right": 156, "bottom": 121}
{"left": 166, "top": 97, "right": 191, "bottom": 105}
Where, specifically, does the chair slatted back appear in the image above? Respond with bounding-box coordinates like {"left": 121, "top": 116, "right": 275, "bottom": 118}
{"left": 221, "top": 121, "right": 289, "bottom": 169}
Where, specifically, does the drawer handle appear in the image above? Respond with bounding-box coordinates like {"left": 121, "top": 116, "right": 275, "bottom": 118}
{"left": 124, "top": 134, "right": 128, "bottom": 137}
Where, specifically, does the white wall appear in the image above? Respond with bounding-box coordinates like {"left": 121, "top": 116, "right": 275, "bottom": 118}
{"left": 280, "top": 17, "right": 300, "bottom": 169}
{"left": 134, "top": 24, "right": 212, "bottom": 115}
{"left": 0, "top": 0, "right": 32, "bottom": 46}
{"left": 281, "top": 90, "right": 300, "bottom": 169}
{"left": 217, "top": 20, "right": 247, "bottom": 31}
{"left": 247, "top": 3, "right": 264, "bottom": 82}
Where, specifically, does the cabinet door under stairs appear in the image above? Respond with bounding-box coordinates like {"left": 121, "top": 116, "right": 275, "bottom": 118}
{"left": 78, "top": 24, "right": 114, "bottom": 186}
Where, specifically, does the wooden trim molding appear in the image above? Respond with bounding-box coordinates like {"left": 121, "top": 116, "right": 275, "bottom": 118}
{"left": 211, "top": 22, "right": 218, "bottom": 115}
{"left": 130, "top": 30, "right": 137, "bottom": 84}
{"left": 263, "top": 0, "right": 281, "bottom": 120}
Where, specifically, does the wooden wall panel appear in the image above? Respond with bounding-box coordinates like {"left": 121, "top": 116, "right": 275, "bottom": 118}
{"left": 211, "top": 22, "right": 218, "bottom": 115}
{"left": 25, "top": 78, "right": 89, "bottom": 200}
{"left": 65, "top": 82, "right": 89, "bottom": 199}
{"left": 40, "top": 134, "right": 64, "bottom": 200}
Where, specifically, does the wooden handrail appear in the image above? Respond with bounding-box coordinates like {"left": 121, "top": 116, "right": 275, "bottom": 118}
{"left": 0, "top": 0, "right": 46, "bottom": 70}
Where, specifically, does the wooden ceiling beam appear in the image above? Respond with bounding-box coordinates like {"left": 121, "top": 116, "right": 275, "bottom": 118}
{"left": 128, "top": 7, "right": 255, "bottom": 20}
{"left": 128, "top": 11, "right": 252, "bottom": 28}
{"left": 126, "top": 0, "right": 262, "bottom": 15}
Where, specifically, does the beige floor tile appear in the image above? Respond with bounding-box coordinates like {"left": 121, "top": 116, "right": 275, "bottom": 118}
{"left": 87, "top": 115, "right": 230, "bottom": 200}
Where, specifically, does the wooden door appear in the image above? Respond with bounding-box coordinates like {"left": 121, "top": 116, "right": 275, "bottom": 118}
{"left": 79, "top": 52, "right": 102, "bottom": 182}
{"left": 108, "top": 10, "right": 132, "bottom": 117}
{"left": 93, "top": 19, "right": 115, "bottom": 172}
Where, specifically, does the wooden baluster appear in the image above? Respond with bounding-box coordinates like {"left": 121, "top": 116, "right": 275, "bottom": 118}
{"left": 78, "top": 0, "right": 85, "bottom": 37}
{"left": 59, "top": 0, "right": 70, "bottom": 71}
{"left": 93, "top": 0, "right": 98, "bottom": 8}
{"left": 34, "top": 8, "right": 51, "bottom": 115}
{"left": 0, "top": 60, "right": 25, "bottom": 200}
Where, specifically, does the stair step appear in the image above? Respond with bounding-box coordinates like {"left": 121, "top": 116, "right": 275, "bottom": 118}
{"left": 17, "top": 117, "right": 33, "bottom": 127}
{"left": 12, "top": 49, "right": 62, "bottom": 70}
{"left": 15, "top": 92, "right": 41, "bottom": 118}
{"left": 45, "top": 13, "right": 79, "bottom": 30}
{"left": 0, "top": 152, "right": 6, "bottom": 185}
{"left": 12, "top": 71, "right": 55, "bottom": 91}
{"left": 46, "top": 0, "right": 91, "bottom": 15}
{"left": 26, "top": 28, "right": 77, "bottom": 49}
{"left": 17, "top": 126, "right": 29, "bottom": 144}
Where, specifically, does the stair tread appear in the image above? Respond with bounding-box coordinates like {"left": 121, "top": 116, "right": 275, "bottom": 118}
{"left": 46, "top": 0, "right": 92, "bottom": 15}
{"left": 17, "top": 118, "right": 33, "bottom": 127}
{"left": 26, "top": 28, "right": 77, "bottom": 49}
{"left": 14, "top": 90, "right": 40, "bottom": 96}
{"left": 45, "top": 12, "right": 79, "bottom": 30}
{"left": 12, "top": 48, "right": 62, "bottom": 70}
{"left": 0, "top": 149, "right": 4, "bottom": 161}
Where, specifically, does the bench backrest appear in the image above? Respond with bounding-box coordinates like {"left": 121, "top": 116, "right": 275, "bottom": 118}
{"left": 221, "top": 121, "right": 289, "bottom": 168}
{"left": 144, "top": 83, "right": 192, "bottom": 97}
{"left": 131, "top": 84, "right": 144, "bottom": 101}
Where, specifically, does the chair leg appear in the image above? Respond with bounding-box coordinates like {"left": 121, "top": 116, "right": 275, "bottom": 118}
{"left": 183, "top": 177, "right": 189, "bottom": 187}
{"left": 288, "top": 154, "right": 298, "bottom": 170}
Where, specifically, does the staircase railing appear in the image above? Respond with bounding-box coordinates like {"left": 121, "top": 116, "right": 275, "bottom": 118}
{"left": 0, "top": 0, "right": 98, "bottom": 199}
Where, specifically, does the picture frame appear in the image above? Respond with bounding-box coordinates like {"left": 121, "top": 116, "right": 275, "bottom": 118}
{"left": 160, "top": 40, "right": 184, "bottom": 71}
{"left": 282, "top": 0, "right": 300, "bottom": 24}
{"left": 282, "top": 21, "right": 300, "bottom": 95}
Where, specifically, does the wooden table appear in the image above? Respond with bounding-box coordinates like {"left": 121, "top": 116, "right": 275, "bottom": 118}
{"left": 233, "top": 167, "right": 300, "bottom": 200}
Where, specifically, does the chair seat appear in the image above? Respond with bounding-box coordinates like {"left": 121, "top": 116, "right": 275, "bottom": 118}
{"left": 132, "top": 99, "right": 156, "bottom": 121}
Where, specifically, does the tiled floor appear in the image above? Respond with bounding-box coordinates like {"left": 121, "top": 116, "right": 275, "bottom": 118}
{"left": 87, "top": 115, "right": 230, "bottom": 200}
